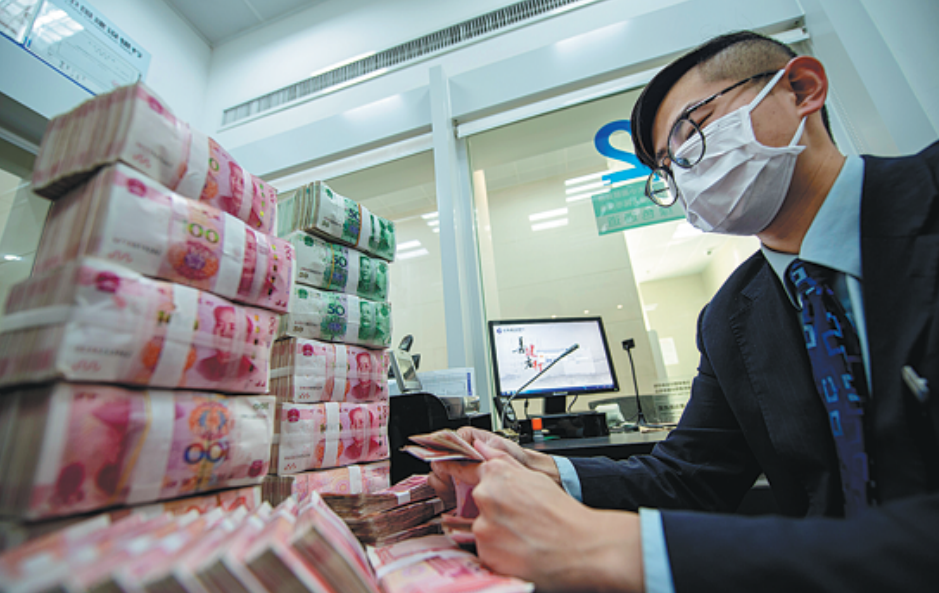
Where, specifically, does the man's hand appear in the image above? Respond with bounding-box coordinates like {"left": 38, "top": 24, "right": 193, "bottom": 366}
{"left": 472, "top": 455, "right": 645, "bottom": 593}
{"left": 427, "top": 426, "right": 561, "bottom": 506}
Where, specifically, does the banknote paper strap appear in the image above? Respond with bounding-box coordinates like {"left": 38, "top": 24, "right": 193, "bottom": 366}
{"left": 334, "top": 345, "right": 348, "bottom": 399}
{"left": 323, "top": 402, "right": 342, "bottom": 467}
{"left": 215, "top": 209, "right": 247, "bottom": 299}
{"left": 166, "top": 118, "right": 192, "bottom": 191}
{"left": 150, "top": 284, "right": 200, "bottom": 386}
{"left": 0, "top": 306, "right": 74, "bottom": 332}
{"left": 356, "top": 205, "right": 371, "bottom": 252}
{"left": 249, "top": 230, "right": 271, "bottom": 303}
{"left": 175, "top": 126, "right": 210, "bottom": 198}
{"left": 348, "top": 464, "right": 363, "bottom": 494}
{"left": 126, "top": 392, "right": 175, "bottom": 504}
{"left": 237, "top": 166, "right": 253, "bottom": 223}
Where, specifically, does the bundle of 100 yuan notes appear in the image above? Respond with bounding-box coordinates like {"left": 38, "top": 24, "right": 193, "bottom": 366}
{"left": 0, "top": 383, "right": 275, "bottom": 520}
{"left": 33, "top": 163, "right": 294, "bottom": 313}
{"left": 272, "top": 401, "right": 389, "bottom": 474}
{"left": 31, "top": 83, "right": 277, "bottom": 235}
{"left": 270, "top": 337, "right": 390, "bottom": 404}
{"left": 0, "top": 258, "right": 278, "bottom": 393}
{"left": 261, "top": 461, "right": 391, "bottom": 507}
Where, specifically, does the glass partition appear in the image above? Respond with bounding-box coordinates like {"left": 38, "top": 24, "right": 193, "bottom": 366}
{"left": 467, "top": 89, "right": 758, "bottom": 418}
{"left": 324, "top": 150, "right": 447, "bottom": 372}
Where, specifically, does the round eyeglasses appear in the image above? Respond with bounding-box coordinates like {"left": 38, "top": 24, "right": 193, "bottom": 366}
{"left": 644, "top": 71, "right": 777, "bottom": 207}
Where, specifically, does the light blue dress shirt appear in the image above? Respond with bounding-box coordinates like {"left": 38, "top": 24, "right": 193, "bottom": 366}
{"left": 553, "top": 155, "right": 866, "bottom": 593}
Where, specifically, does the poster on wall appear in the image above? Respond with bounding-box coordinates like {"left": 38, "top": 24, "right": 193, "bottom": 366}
{"left": 23, "top": 0, "right": 150, "bottom": 94}
{"left": 0, "top": 0, "right": 42, "bottom": 43}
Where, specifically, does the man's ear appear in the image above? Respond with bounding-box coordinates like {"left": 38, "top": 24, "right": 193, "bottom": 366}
{"left": 784, "top": 55, "right": 828, "bottom": 118}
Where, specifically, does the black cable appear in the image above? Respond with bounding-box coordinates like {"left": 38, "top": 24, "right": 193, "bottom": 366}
{"left": 566, "top": 394, "right": 579, "bottom": 413}
{"left": 524, "top": 399, "right": 530, "bottom": 419}
{"left": 625, "top": 345, "right": 669, "bottom": 429}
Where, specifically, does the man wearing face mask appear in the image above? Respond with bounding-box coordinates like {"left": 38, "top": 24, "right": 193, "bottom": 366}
{"left": 429, "top": 30, "right": 939, "bottom": 593}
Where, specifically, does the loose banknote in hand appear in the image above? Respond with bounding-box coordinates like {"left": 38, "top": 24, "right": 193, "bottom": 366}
{"left": 402, "top": 429, "right": 485, "bottom": 462}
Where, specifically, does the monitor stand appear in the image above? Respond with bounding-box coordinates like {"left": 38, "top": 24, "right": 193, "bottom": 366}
{"left": 543, "top": 396, "right": 567, "bottom": 416}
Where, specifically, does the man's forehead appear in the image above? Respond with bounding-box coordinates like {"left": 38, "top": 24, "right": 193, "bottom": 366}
{"left": 651, "top": 69, "right": 729, "bottom": 148}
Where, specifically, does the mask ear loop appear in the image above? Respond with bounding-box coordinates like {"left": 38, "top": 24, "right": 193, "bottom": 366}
{"left": 746, "top": 68, "right": 787, "bottom": 113}
{"left": 746, "top": 68, "right": 808, "bottom": 149}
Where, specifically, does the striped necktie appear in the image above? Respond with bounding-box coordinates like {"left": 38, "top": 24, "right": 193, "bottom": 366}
{"left": 787, "top": 259, "right": 870, "bottom": 517}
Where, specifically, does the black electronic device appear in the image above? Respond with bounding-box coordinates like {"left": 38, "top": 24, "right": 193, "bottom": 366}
{"left": 488, "top": 317, "right": 620, "bottom": 419}
{"left": 518, "top": 411, "right": 609, "bottom": 442}
{"left": 389, "top": 393, "right": 491, "bottom": 483}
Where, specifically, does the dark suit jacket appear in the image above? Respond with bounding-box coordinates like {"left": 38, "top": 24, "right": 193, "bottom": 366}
{"left": 569, "top": 141, "right": 939, "bottom": 592}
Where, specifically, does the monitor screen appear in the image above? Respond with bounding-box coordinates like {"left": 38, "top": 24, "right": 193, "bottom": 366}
{"left": 488, "top": 317, "right": 619, "bottom": 399}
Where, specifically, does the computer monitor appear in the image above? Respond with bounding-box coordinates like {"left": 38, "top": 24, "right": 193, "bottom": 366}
{"left": 488, "top": 317, "right": 619, "bottom": 415}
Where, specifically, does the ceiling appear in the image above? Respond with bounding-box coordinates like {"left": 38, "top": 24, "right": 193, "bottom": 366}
{"left": 163, "top": 0, "right": 328, "bottom": 47}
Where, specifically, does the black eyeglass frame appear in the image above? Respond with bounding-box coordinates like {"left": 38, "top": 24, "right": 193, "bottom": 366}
{"left": 644, "top": 70, "right": 779, "bottom": 207}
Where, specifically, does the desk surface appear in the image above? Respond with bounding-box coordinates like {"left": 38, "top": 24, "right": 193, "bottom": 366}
{"left": 522, "top": 429, "right": 670, "bottom": 459}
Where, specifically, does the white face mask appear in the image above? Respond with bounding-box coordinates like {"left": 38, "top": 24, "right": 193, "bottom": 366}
{"left": 672, "top": 69, "right": 806, "bottom": 235}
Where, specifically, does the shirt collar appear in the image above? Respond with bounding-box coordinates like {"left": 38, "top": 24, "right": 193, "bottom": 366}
{"left": 763, "top": 155, "right": 865, "bottom": 307}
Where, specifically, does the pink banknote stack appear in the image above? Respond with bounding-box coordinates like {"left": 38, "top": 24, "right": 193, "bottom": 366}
{"left": 0, "top": 84, "right": 291, "bottom": 547}
{"left": 32, "top": 83, "right": 277, "bottom": 235}
{"left": 0, "top": 492, "right": 390, "bottom": 593}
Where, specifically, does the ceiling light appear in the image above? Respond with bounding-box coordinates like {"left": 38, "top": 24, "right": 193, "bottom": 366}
{"left": 432, "top": 228, "right": 439, "bottom": 233}
{"left": 427, "top": 219, "right": 439, "bottom": 227}
{"left": 564, "top": 170, "right": 615, "bottom": 186}
{"left": 397, "top": 240, "right": 422, "bottom": 252}
{"left": 617, "top": 304, "right": 623, "bottom": 309}
{"left": 529, "top": 207, "right": 568, "bottom": 222}
{"left": 3, "top": 254, "right": 21, "bottom": 261}
{"left": 565, "top": 191, "right": 599, "bottom": 203}
{"left": 583, "top": 310, "right": 589, "bottom": 314}
{"left": 565, "top": 180, "right": 606, "bottom": 194}
{"left": 421, "top": 212, "right": 439, "bottom": 220}
{"left": 531, "top": 218, "right": 568, "bottom": 232}
{"left": 397, "top": 248, "right": 429, "bottom": 260}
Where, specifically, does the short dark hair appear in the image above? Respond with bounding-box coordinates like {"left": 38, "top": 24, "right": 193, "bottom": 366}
{"left": 630, "top": 30, "right": 830, "bottom": 169}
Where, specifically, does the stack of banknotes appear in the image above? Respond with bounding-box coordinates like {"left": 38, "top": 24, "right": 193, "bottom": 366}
{"left": 323, "top": 474, "right": 448, "bottom": 546}
{"left": 269, "top": 337, "right": 389, "bottom": 404}
{"left": 32, "top": 83, "right": 277, "bottom": 234}
{"left": 33, "top": 163, "right": 294, "bottom": 313}
{"left": 368, "top": 535, "right": 535, "bottom": 593}
{"left": 277, "top": 181, "right": 395, "bottom": 262}
{"left": 0, "top": 258, "right": 278, "bottom": 393}
{"left": 271, "top": 401, "right": 390, "bottom": 474}
{"left": 0, "top": 492, "right": 384, "bottom": 593}
{"left": 0, "top": 485, "right": 263, "bottom": 552}
{"left": 0, "top": 383, "right": 275, "bottom": 520}
{"left": 279, "top": 284, "right": 391, "bottom": 348}
{"left": 323, "top": 474, "right": 435, "bottom": 518}
{"left": 286, "top": 230, "right": 390, "bottom": 302}
{"left": 261, "top": 461, "right": 391, "bottom": 507}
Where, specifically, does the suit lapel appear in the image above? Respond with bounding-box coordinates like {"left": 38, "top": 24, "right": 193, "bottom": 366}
{"left": 729, "top": 260, "right": 841, "bottom": 512}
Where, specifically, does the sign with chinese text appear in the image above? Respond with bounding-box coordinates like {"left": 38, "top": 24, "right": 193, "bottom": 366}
{"left": 592, "top": 181, "right": 684, "bottom": 235}
{"left": 24, "top": 0, "right": 150, "bottom": 94}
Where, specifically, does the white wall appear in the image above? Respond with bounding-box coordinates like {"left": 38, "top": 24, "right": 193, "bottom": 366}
{"left": 91, "top": 0, "right": 212, "bottom": 129}
{"left": 857, "top": 0, "right": 939, "bottom": 134}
